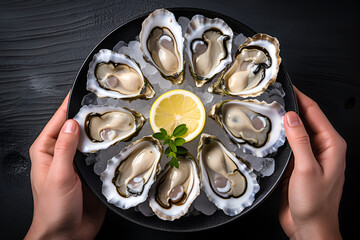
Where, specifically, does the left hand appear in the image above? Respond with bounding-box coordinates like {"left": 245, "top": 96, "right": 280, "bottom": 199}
{"left": 25, "top": 93, "right": 106, "bottom": 240}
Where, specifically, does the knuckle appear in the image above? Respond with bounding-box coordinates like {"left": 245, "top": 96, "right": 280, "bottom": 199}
{"left": 304, "top": 100, "right": 319, "bottom": 113}
{"left": 29, "top": 143, "right": 40, "bottom": 161}
{"left": 338, "top": 136, "right": 347, "bottom": 152}
{"left": 295, "top": 163, "right": 318, "bottom": 176}
{"left": 294, "top": 134, "right": 311, "bottom": 145}
{"left": 54, "top": 139, "right": 72, "bottom": 153}
{"left": 308, "top": 99, "right": 319, "bottom": 109}
{"left": 29, "top": 144, "right": 35, "bottom": 157}
{"left": 329, "top": 134, "right": 347, "bottom": 156}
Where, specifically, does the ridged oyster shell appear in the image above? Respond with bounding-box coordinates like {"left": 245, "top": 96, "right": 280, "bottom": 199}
{"left": 100, "top": 136, "right": 163, "bottom": 209}
{"left": 185, "top": 15, "right": 233, "bottom": 87}
{"left": 209, "top": 33, "right": 281, "bottom": 97}
{"left": 139, "top": 9, "right": 185, "bottom": 85}
{"left": 197, "top": 133, "right": 260, "bottom": 216}
{"left": 87, "top": 49, "right": 155, "bottom": 100}
{"left": 209, "top": 99, "right": 286, "bottom": 157}
{"left": 73, "top": 105, "right": 146, "bottom": 153}
{"left": 149, "top": 153, "right": 201, "bottom": 220}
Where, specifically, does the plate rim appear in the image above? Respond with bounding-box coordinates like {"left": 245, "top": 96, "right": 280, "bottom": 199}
{"left": 67, "top": 7, "right": 298, "bottom": 232}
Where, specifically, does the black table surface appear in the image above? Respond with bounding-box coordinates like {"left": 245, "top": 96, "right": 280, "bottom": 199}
{"left": 0, "top": 0, "right": 359, "bottom": 239}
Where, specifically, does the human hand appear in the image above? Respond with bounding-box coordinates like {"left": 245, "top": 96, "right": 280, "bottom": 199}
{"left": 279, "top": 86, "right": 346, "bottom": 240}
{"left": 25, "top": 93, "right": 106, "bottom": 240}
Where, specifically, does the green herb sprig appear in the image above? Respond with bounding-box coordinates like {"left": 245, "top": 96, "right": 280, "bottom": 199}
{"left": 152, "top": 124, "right": 188, "bottom": 168}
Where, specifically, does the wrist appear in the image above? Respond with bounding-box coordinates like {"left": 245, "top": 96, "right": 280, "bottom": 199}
{"left": 291, "top": 218, "right": 342, "bottom": 240}
{"left": 25, "top": 220, "right": 72, "bottom": 240}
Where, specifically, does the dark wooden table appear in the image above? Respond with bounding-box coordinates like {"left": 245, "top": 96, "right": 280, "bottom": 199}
{"left": 1, "top": 0, "right": 359, "bottom": 239}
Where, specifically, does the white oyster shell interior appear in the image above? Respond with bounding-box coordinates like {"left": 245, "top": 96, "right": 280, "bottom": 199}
{"left": 87, "top": 49, "right": 154, "bottom": 99}
{"left": 210, "top": 33, "right": 281, "bottom": 97}
{"left": 73, "top": 105, "right": 145, "bottom": 153}
{"left": 185, "top": 15, "right": 233, "bottom": 86}
{"left": 100, "top": 137, "right": 162, "bottom": 209}
{"left": 139, "top": 9, "right": 184, "bottom": 84}
{"left": 210, "top": 99, "right": 286, "bottom": 157}
{"left": 148, "top": 154, "right": 200, "bottom": 220}
{"left": 198, "top": 134, "right": 260, "bottom": 216}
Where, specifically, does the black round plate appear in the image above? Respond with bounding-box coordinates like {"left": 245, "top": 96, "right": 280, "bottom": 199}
{"left": 67, "top": 7, "right": 297, "bottom": 232}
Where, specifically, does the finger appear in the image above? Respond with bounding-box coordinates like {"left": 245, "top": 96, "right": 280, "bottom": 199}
{"left": 284, "top": 111, "right": 320, "bottom": 174}
{"left": 30, "top": 92, "right": 70, "bottom": 171}
{"left": 294, "top": 86, "right": 346, "bottom": 172}
{"left": 49, "top": 119, "right": 79, "bottom": 185}
{"left": 293, "top": 86, "right": 337, "bottom": 137}
{"left": 38, "top": 92, "right": 70, "bottom": 143}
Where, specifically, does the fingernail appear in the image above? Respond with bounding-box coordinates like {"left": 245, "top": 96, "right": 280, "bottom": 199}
{"left": 286, "top": 112, "right": 301, "bottom": 127}
{"left": 64, "top": 120, "right": 77, "bottom": 133}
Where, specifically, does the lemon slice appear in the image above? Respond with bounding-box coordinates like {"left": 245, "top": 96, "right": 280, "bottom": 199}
{"left": 150, "top": 89, "right": 206, "bottom": 142}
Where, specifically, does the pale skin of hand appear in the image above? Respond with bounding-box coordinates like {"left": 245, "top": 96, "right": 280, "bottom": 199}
{"left": 279, "top": 86, "right": 346, "bottom": 240}
{"left": 25, "top": 93, "right": 106, "bottom": 240}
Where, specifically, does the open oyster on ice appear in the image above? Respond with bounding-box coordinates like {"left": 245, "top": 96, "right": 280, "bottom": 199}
{"left": 197, "top": 134, "right": 260, "bottom": 216}
{"left": 140, "top": 9, "right": 185, "bottom": 84}
{"left": 101, "top": 136, "right": 163, "bottom": 209}
{"left": 209, "top": 33, "right": 281, "bottom": 97}
{"left": 209, "top": 99, "right": 286, "bottom": 157}
{"left": 73, "top": 105, "right": 146, "bottom": 153}
{"left": 87, "top": 49, "right": 155, "bottom": 100}
{"left": 149, "top": 153, "right": 201, "bottom": 220}
{"left": 185, "top": 15, "right": 233, "bottom": 87}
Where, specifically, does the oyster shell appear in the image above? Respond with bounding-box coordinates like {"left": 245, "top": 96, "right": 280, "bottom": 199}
{"left": 139, "top": 9, "right": 185, "bottom": 84}
{"left": 209, "top": 33, "right": 281, "bottom": 97}
{"left": 73, "top": 105, "right": 146, "bottom": 153}
{"left": 100, "top": 136, "right": 163, "bottom": 209}
{"left": 87, "top": 49, "right": 155, "bottom": 100}
{"left": 185, "top": 15, "right": 233, "bottom": 87}
{"left": 209, "top": 99, "right": 286, "bottom": 157}
{"left": 149, "top": 153, "right": 201, "bottom": 220}
{"left": 197, "top": 134, "right": 260, "bottom": 216}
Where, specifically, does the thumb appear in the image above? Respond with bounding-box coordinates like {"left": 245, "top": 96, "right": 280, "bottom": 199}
{"left": 50, "top": 119, "right": 80, "bottom": 180}
{"left": 284, "top": 111, "right": 318, "bottom": 173}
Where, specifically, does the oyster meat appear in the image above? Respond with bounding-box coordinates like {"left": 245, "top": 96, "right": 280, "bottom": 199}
{"left": 149, "top": 153, "right": 201, "bottom": 220}
{"left": 185, "top": 15, "right": 233, "bottom": 87}
{"left": 140, "top": 9, "right": 185, "bottom": 84}
{"left": 73, "top": 105, "right": 145, "bottom": 153}
{"left": 209, "top": 99, "right": 286, "bottom": 157}
{"left": 87, "top": 49, "right": 155, "bottom": 100}
{"left": 197, "top": 134, "right": 260, "bottom": 216}
{"left": 210, "top": 33, "right": 281, "bottom": 97}
{"left": 101, "top": 136, "right": 163, "bottom": 209}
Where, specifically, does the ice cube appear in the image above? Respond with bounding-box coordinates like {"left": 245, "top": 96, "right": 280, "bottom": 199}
{"left": 193, "top": 190, "right": 218, "bottom": 216}
{"left": 233, "top": 33, "right": 247, "bottom": 47}
{"left": 137, "top": 200, "right": 154, "bottom": 217}
{"left": 177, "top": 16, "right": 190, "bottom": 34}
{"left": 81, "top": 92, "right": 98, "bottom": 106}
{"left": 113, "top": 40, "right": 127, "bottom": 53}
{"left": 158, "top": 79, "right": 172, "bottom": 90}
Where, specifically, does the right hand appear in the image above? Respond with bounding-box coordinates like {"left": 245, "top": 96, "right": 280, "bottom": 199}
{"left": 279, "top": 86, "right": 346, "bottom": 240}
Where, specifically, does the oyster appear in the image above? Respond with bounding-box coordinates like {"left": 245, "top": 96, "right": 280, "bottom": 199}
{"left": 87, "top": 49, "right": 155, "bottom": 100}
{"left": 209, "top": 99, "right": 286, "bottom": 157}
{"left": 209, "top": 33, "right": 281, "bottom": 97}
{"left": 73, "top": 105, "right": 145, "bottom": 153}
{"left": 197, "top": 134, "right": 260, "bottom": 216}
{"left": 101, "top": 136, "right": 163, "bottom": 209}
{"left": 185, "top": 15, "right": 233, "bottom": 87}
{"left": 139, "top": 9, "right": 185, "bottom": 84}
{"left": 149, "top": 153, "right": 201, "bottom": 220}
